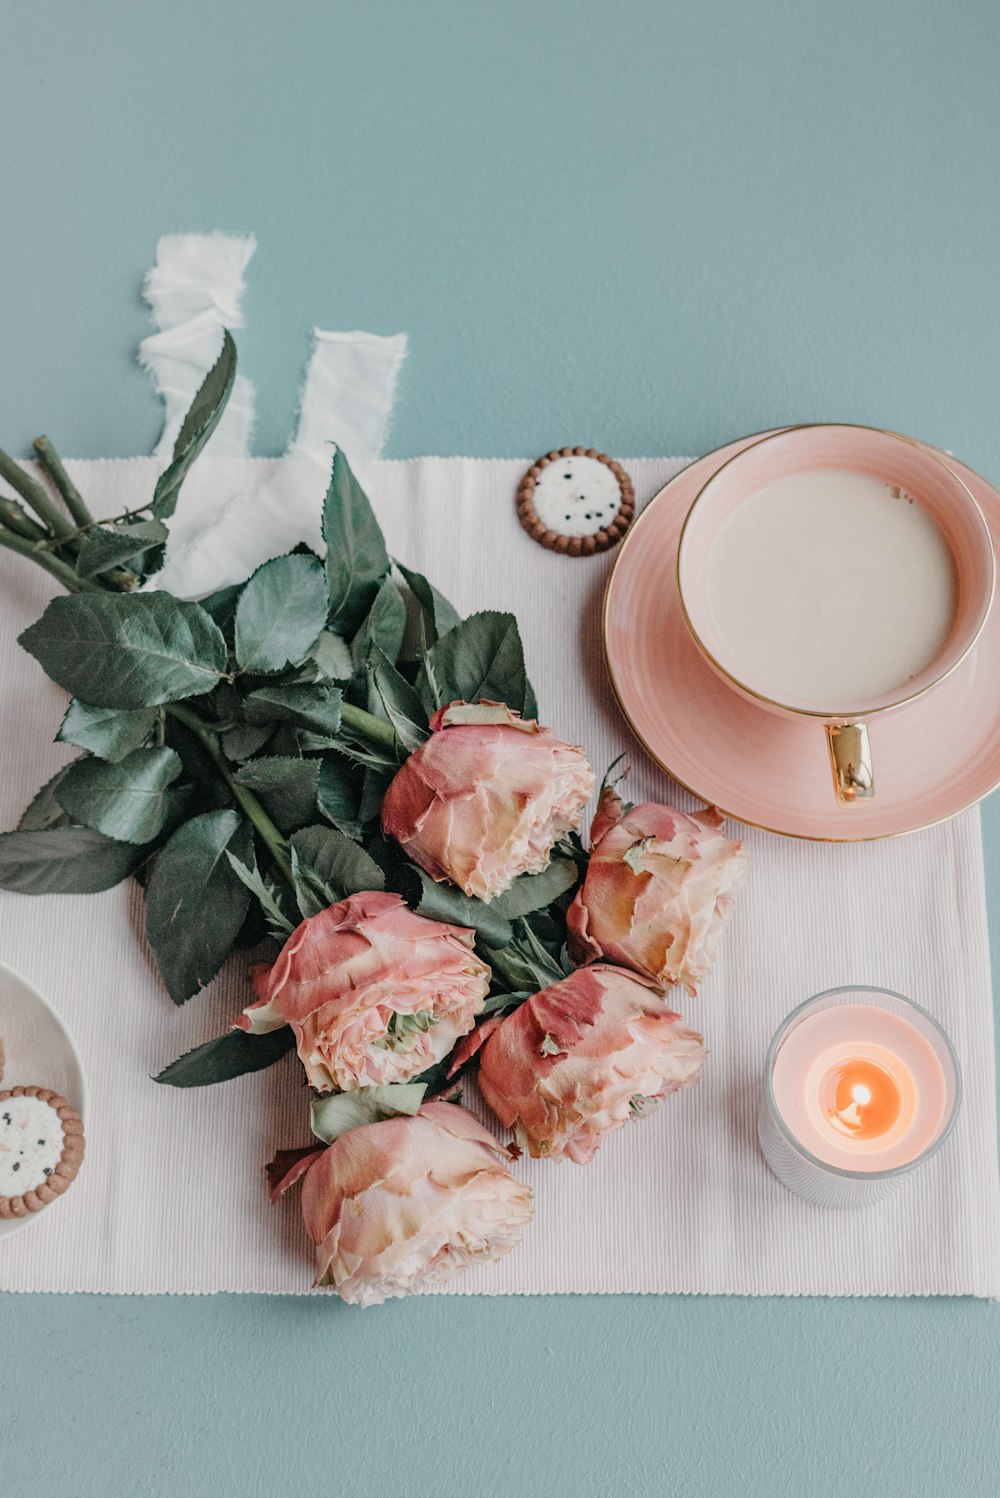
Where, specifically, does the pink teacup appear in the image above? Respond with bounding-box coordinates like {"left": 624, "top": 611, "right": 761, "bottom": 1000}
{"left": 676, "top": 425, "right": 996, "bottom": 806}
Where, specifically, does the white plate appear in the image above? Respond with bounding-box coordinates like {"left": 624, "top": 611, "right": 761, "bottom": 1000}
{"left": 0, "top": 958, "right": 87, "bottom": 1240}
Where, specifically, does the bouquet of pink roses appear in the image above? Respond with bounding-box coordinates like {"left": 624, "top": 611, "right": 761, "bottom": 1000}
{"left": 0, "top": 334, "right": 747, "bottom": 1304}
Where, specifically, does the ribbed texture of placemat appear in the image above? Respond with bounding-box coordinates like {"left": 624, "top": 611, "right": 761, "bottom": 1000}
{"left": 0, "top": 456, "right": 997, "bottom": 1296}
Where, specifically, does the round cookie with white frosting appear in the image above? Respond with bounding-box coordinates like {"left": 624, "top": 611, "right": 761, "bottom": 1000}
{"left": 0, "top": 1086, "right": 85, "bottom": 1218}
{"left": 517, "top": 448, "right": 634, "bottom": 556}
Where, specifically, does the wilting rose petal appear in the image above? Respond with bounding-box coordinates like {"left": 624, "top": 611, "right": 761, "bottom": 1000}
{"left": 445, "top": 1014, "right": 505, "bottom": 1079}
{"left": 267, "top": 1146, "right": 325, "bottom": 1202}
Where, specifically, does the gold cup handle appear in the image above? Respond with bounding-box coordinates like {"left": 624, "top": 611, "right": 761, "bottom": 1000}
{"left": 826, "top": 722, "right": 875, "bottom": 805}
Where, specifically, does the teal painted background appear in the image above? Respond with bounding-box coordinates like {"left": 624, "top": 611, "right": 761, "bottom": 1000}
{"left": 4, "top": 2, "right": 1000, "bottom": 1493}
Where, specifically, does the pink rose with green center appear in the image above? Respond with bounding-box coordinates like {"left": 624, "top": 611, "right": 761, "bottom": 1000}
{"left": 237, "top": 891, "right": 490, "bottom": 1092}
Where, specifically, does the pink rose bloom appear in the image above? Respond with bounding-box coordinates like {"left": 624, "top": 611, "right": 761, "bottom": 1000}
{"left": 478, "top": 964, "right": 706, "bottom": 1164}
{"left": 271, "top": 1102, "right": 534, "bottom": 1303}
{"left": 381, "top": 700, "right": 594, "bottom": 902}
{"left": 237, "top": 891, "right": 490, "bottom": 1092}
{"left": 567, "top": 787, "right": 747, "bottom": 996}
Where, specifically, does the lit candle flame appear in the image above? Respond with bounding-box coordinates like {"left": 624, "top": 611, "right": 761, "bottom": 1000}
{"left": 824, "top": 1060, "right": 901, "bottom": 1140}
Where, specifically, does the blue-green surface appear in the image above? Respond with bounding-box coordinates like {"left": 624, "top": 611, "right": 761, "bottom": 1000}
{"left": 4, "top": 2, "right": 1000, "bottom": 1493}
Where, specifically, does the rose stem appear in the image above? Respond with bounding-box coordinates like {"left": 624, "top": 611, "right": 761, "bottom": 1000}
{"left": 57, "top": 498, "right": 157, "bottom": 539}
{"left": 22, "top": 440, "right": 140, "bottom": 591}
{"left": 0, "top": 504, "right": 136, "bottom": 593}
{"left": 339, "top": 700, "right": 402, "bottom": 755}
{"left": 165, "top": 701, "right": 295, "bottom": 886}
{"left": 0, "top": 526, "right": 105, "bottom": 593}
{"left": 0, "top": 447, "right": 78, "bottom": 542}
{"left": 32, "top": 436, "right": 94, "bottom": 528}
{"left": 0, "top": 496, "right": 48, "bottom": 543}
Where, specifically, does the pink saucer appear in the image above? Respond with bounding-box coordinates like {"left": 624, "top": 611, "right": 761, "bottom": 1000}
{"left": 604, "top": 432, "right": 1000, "bottom": 840}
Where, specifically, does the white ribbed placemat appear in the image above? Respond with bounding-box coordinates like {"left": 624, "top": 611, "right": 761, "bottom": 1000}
{"left": 1, "top": 455, "right": 998, "bottom": 1297}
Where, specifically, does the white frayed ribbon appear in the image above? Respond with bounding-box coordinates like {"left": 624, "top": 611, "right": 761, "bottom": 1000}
{"left": 139, "top": 232, "right": 257, "bottom": 459}
{"left": 291, "top": 328, "right": 407, "bottom": 464}
{"left": 140, "top": 234, "right": 407, "bottom": 599}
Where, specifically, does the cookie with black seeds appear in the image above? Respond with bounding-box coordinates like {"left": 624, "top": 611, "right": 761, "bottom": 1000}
{"left": 516, "top": 448, "right": 634, "bottom": 556}
{"left": 0, "top": 1085, "right": 85, "bottom": 1218}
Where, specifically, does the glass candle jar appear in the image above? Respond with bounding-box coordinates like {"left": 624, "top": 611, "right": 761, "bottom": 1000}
{"left": 758, "top": 986, "right": 962, "bottom": 1208}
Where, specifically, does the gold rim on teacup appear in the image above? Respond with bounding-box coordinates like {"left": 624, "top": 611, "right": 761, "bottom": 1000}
{"left": 675, "top": 423, "right": 997, "bottom": 807}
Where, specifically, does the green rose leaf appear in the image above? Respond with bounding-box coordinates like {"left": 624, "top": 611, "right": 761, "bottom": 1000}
{"left": 292, "top": 731, "right": 339, "bottom": 754}
{"left": 481, "top": 920, "right": 566, "bottom": 991}
{"left": 232, "top": 756, "right": 321, "bottom": 834}
{"left": 325, "top": 734, "right": 399, "bottom": 773}
{"left": 396, "top": 562, "right": 461, "bottom": 647}
{"left": 243, "top": 682, "right": 343, "bottom": 737}
{"left": 76, "top": 519, "right": 169, "bottom": 578}
{"left": 225, "top": 850, "right": 296, "bottom": 939}
{"left": 197, "top": 582, "right": 242, "bottom": 645}
{"left": 54, "top": 747, "right": 185, "bottom": 844}
{"left": 144, "top": 809, "right": 252, "bottom": 1004}
{"left": 163, "top": 715, "right": 233, "bottom": 814}
{"left": 19, "top": 592, "right": 227, "bottom": 709}
{"left": 368, "top": 650, "right": 429, "bottom": 754}
{"left": 220, "top": 723, "right": 275, "bottom": 763}
{"left": 264, "top": 724, "right": 304, "bottom": 759}
{"left": 359, "top": 766, "right": 393, "bottom": 824}
{"left": 489, "top": 858, "right": 580, "bottom": 921}
{"left": 351, "top": 574, "right": 407, "bottom": 670}
{"left": 289, "top": 823, "right": 385, "bottom": 917}
{"left": 310, "top": 1083, "right": 426, "bottom": 1144}
{"left": 322, "top": 448, "right": 390, "bottom": 632}
{"left": 417, "top": 610, "right": 536, "bottom": 718}
{"left": 233, "top": 553, "right": 328, "bottom": 674}
{"left": 56, "top": 700, "right": 160, "bottom": 762}
{"left": 316, "top": 753, "right": 363, "bottom": 840}
{"left": 480, "top": 991, "right": 530, "bottom": 1017}
{"left": 152, "top": 329, "right": 238, "bottom": 519}
{"left": 388, "top": 858, "right": 513, "bottom": 946}
{"left": 154, "top": 1026, "right": 296, "bottom": 1088}
{"left": 17, "top": 766, "right": 75, "bottom": 830}
{"left": 0, "top": 825, "right": 149, "bottom": 895}
{"left": 309, "top": 629, "right": 355, "bottom": 682}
